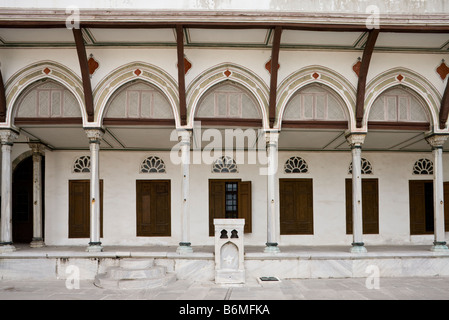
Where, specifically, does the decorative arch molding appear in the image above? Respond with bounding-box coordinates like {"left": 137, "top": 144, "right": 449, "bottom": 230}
{"left": 186, "top": 63, "right": 270, "bottom": 129}
{"left": 94, "top": 62, "right": 180, "bottom": 127}
{"left": 363, "top": 68, "right": 441, "bottom": 132}
{"left": 275, "top": 65, "right": 356, "bottom": 130}
{"left": 5, "top": 60, "right": 86, "bottom": 127}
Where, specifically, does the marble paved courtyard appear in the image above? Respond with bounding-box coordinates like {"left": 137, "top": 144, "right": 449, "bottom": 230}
{"left": 1, "top": 276, "right": 449, "bottom": 300}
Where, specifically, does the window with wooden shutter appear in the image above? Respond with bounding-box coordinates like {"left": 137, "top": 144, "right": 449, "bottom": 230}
{"left": 68, "top": 180, "right": 103, "bottom": 238}
{"left": 409, "top": 180, "right": 434, "bottom": 235}
{"left": 279, "top": 179, "right": 314, "bottom": 235}
{"left": 208, "top": 179, "right": 252, "bottom": 236}
{"left": 345, "top": 179, "right": 379, "bottom": 234}
{"left": 445, "top": 182, "right": 449, "bottom": 231}
{"left": 136, "top": 180, "right": 171, "bottom": 237}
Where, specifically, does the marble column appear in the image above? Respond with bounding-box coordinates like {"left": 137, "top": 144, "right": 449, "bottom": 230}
{"left": 85, "top": 129, "right": 104, "bottom": 253}
{"left": 264, "top": 131, "right": 280, "bottom": 253}
{"left": 346, "top": 133, "right": 367, "bottom": 253}
{"left": 29, "top": 142, "right": 46, "bottom": 248}
{"left": 0, "top": 129, "right": 18, "bottom": 253}
{"left": 425, "top": 134, "right": 449, "bottom": 252}
{"left": 176, "top": 129, "right": 193, "bottom": 254}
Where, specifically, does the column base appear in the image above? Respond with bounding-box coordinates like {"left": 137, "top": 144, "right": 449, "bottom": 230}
{"left": 264, "top": 242, "right": 280, "bottom": 253}
{"left": 0, "top": 243, "right": 16, "bottom": 253}
{"left": 30, "top": 238, "right": 45, "bottom": 248}
{"left": 86, "top": 242, "right": 103, "bottom": 253}
{"left": 350, "top": 242, "right": 367, "bottom": 253}
{"left": 176, "top": 242, "right": 193, "bottom": 254}
{"left": 431, "top": 241, "right": 449, "bottom": 252}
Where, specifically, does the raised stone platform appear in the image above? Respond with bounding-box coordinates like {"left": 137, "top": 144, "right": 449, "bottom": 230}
{"left": 0, "top": 244, "right": 448, "bottom": 282}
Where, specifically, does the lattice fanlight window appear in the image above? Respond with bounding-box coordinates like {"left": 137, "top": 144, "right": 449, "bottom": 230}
{"left": 105, "top": 81, "right": 173, "bottom": 119}
{"left": 283, "top": 84, "right": 347, "bottom": 121}
{"left": 212, "top": 156, "right": 238, "bottom": 173}
{"left": 284, "top": 156, "right": 309, "bottom": 173}
{"left": 413, "top": 158, "right": 433, "bottom": 175}
{"left": 197, "top": 82, "right": 260, "bottom": 119}
{"left": 348, "top": 158, "right": 373, "bottom": 174}
{"left": 369, "top": 87, "right": 429, "bottom": 123}
{"left": 140, "top": 156, "right": 166, "bottom": 173}
{"left": 15, "top": 80, "right": 81, "bottom": 118}
{"left": 73, "top": 156, "right": 91, "bottom": 173}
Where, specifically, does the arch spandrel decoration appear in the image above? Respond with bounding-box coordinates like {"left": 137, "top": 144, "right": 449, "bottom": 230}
{"left": 348, "top": 158, "right": 373, "bottom": 175}
{"left": 94, "top": 62, "right": 180, "bottom": 126}
{"left": 73, "top": 156, "right": 91, "bottom": 173}
{"left": 212, "top": 156, "right": 238, "bottom": 173}
{"left": 5, "top": 61, "right": 86, "bottom": 126}
{"left": 276, "top": 66, "right": 356, "bottom": 130}
{"left": 140, "top": 156, "right": 166, "bottom": 173}
{"left": 364, "top": 68, "right": 441, "bottom": 131}
{"left": 413, "top": 158, "right": 433, "bottom": 175}
{"left": 187, "top": 63, "right": 270, "bottom": 128}
{"left": 284, "top": 156, "right": 309, "bottom": 173}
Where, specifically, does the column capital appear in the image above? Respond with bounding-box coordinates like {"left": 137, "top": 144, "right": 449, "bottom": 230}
{"left": 425, "top": 134, "right": 448, "bottom": 149}
{"left": 85, "top": 128, "right": 104, "bottom": 143}
{"left": 177, "top": 128, "right": 192, "bottom": 143}
{"left": 345, "top": 133, "right": 366, "bottom": 148}
{"left": 28, "top": 142, "right": 46, "bottom": 155}
{"left": 0, "top": 129, "right": 19, "bottom": 145}
{"left": 265, "top": 131, "right": 280, "bottom": 146}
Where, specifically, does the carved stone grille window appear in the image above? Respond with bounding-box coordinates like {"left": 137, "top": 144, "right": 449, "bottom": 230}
{"left": 212, "top": 156, "right": 238, "bottom": 173}
{"left": 348, "top": 158, "right": 373, "bottom": 174}
{"left": 283, "top": 84, "right": 347, "bottom": 121}
{"left": 16, "top": 80, "right": 81, "bottom": 118}
{"left": 73, "top": 156, "right": 91, "bottom": 173}
{"left": 369, "top": 87, "right": 429, "bottom": 123}
{"left": 284, "top": 156, "right": 309, "bottom": 173}
{"left": 197, "top": 83, "right": 260, "bottom": 119}
{"left": 413, "top": 158, "right": 433, "bottom": 175}
{"left": 106, "top": 81, "right": 173, "bottom": 119}
{"left": 140, "top": 156, "right": 166, "bottom": 173}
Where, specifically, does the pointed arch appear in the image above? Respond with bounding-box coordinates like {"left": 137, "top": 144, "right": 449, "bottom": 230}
{"left": 187, "top": 63, "right": 269, "bottom": 129}
{"left": 94, "top": 62, "right": 180, "bottom": 127}
{"left": 364, "top": 68, "right": 441, "bottom": 132}
{"left": 276, "top": 65, "right": 356, "bottom": 130}
{"left": 5, "top": 61, "right": 86, "bottom": 127}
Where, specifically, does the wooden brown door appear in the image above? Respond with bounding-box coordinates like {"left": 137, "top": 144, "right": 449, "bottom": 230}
{"left": 68, "top": 180, "right": 103, "bottom": 238}
{"left": 136, "top": 180, "right": 171, "bottom": 236}
{"left": 444, "top": 182, "right": 449, "bottom": 231}
{"left": 208, "top": 179, "right": 252, "bottom": 236}
{"left": 345, "top": 179, "right": 379, "bottom": 234}
{"left": 409, "top": 180, "right": 434, "bottom": 235}
{"left": 279, "top": 179, "right": 313, "bottom": 235}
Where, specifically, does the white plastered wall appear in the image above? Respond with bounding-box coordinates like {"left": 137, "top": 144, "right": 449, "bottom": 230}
{"left": 40, "top": 149, "right": 449, "bottom": 247}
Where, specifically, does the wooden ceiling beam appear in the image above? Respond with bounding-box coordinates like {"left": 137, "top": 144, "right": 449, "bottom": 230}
{"left": 0, "top": 67, "right": 6, "bottom": 122}
{"left": 176, "top": 25, "right": 187, "bottom": 126}
{"left": 269, "top": 26, "right": 282, "bottom": 128}
{"left": 355, "top": 29, "right": 379, "bottom": 128}
{"left": 73, "top": 28, "right": 94, "bottom": 122}
{"left": 0, "top": 20, "right": 449, "bottom": 33}
{"left": 439, "top": 79, "right": 449, "bottom": 129}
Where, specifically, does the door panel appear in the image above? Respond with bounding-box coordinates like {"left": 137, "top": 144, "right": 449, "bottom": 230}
{"left": 409, "top": 180, "right": 433, "bottom": 235}
{"left": 68, "top": 180, "right": 103, "bottom": 238}
{"left": 280, "top": 179, "right": 313, "bottom": 235}
{"left": 136, "top": 180, "right": 171, "bottom": 237}
{"left": 345, "top": 179, "right": 379, "bottom": 234}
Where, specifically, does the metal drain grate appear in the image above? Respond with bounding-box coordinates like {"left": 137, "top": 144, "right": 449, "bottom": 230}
{"left": 259, "top": 276, "right": 280, "bottom": 282}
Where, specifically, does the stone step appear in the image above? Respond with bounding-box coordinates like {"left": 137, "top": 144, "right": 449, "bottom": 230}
{"left": 107, "top": 266, "right": 167, "bottom": 280}
{"left": 94, "top": 272, "right": 176, "bottom": 290}
{"left": 119, "top": 258, "right": 154, "bottom": 269}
